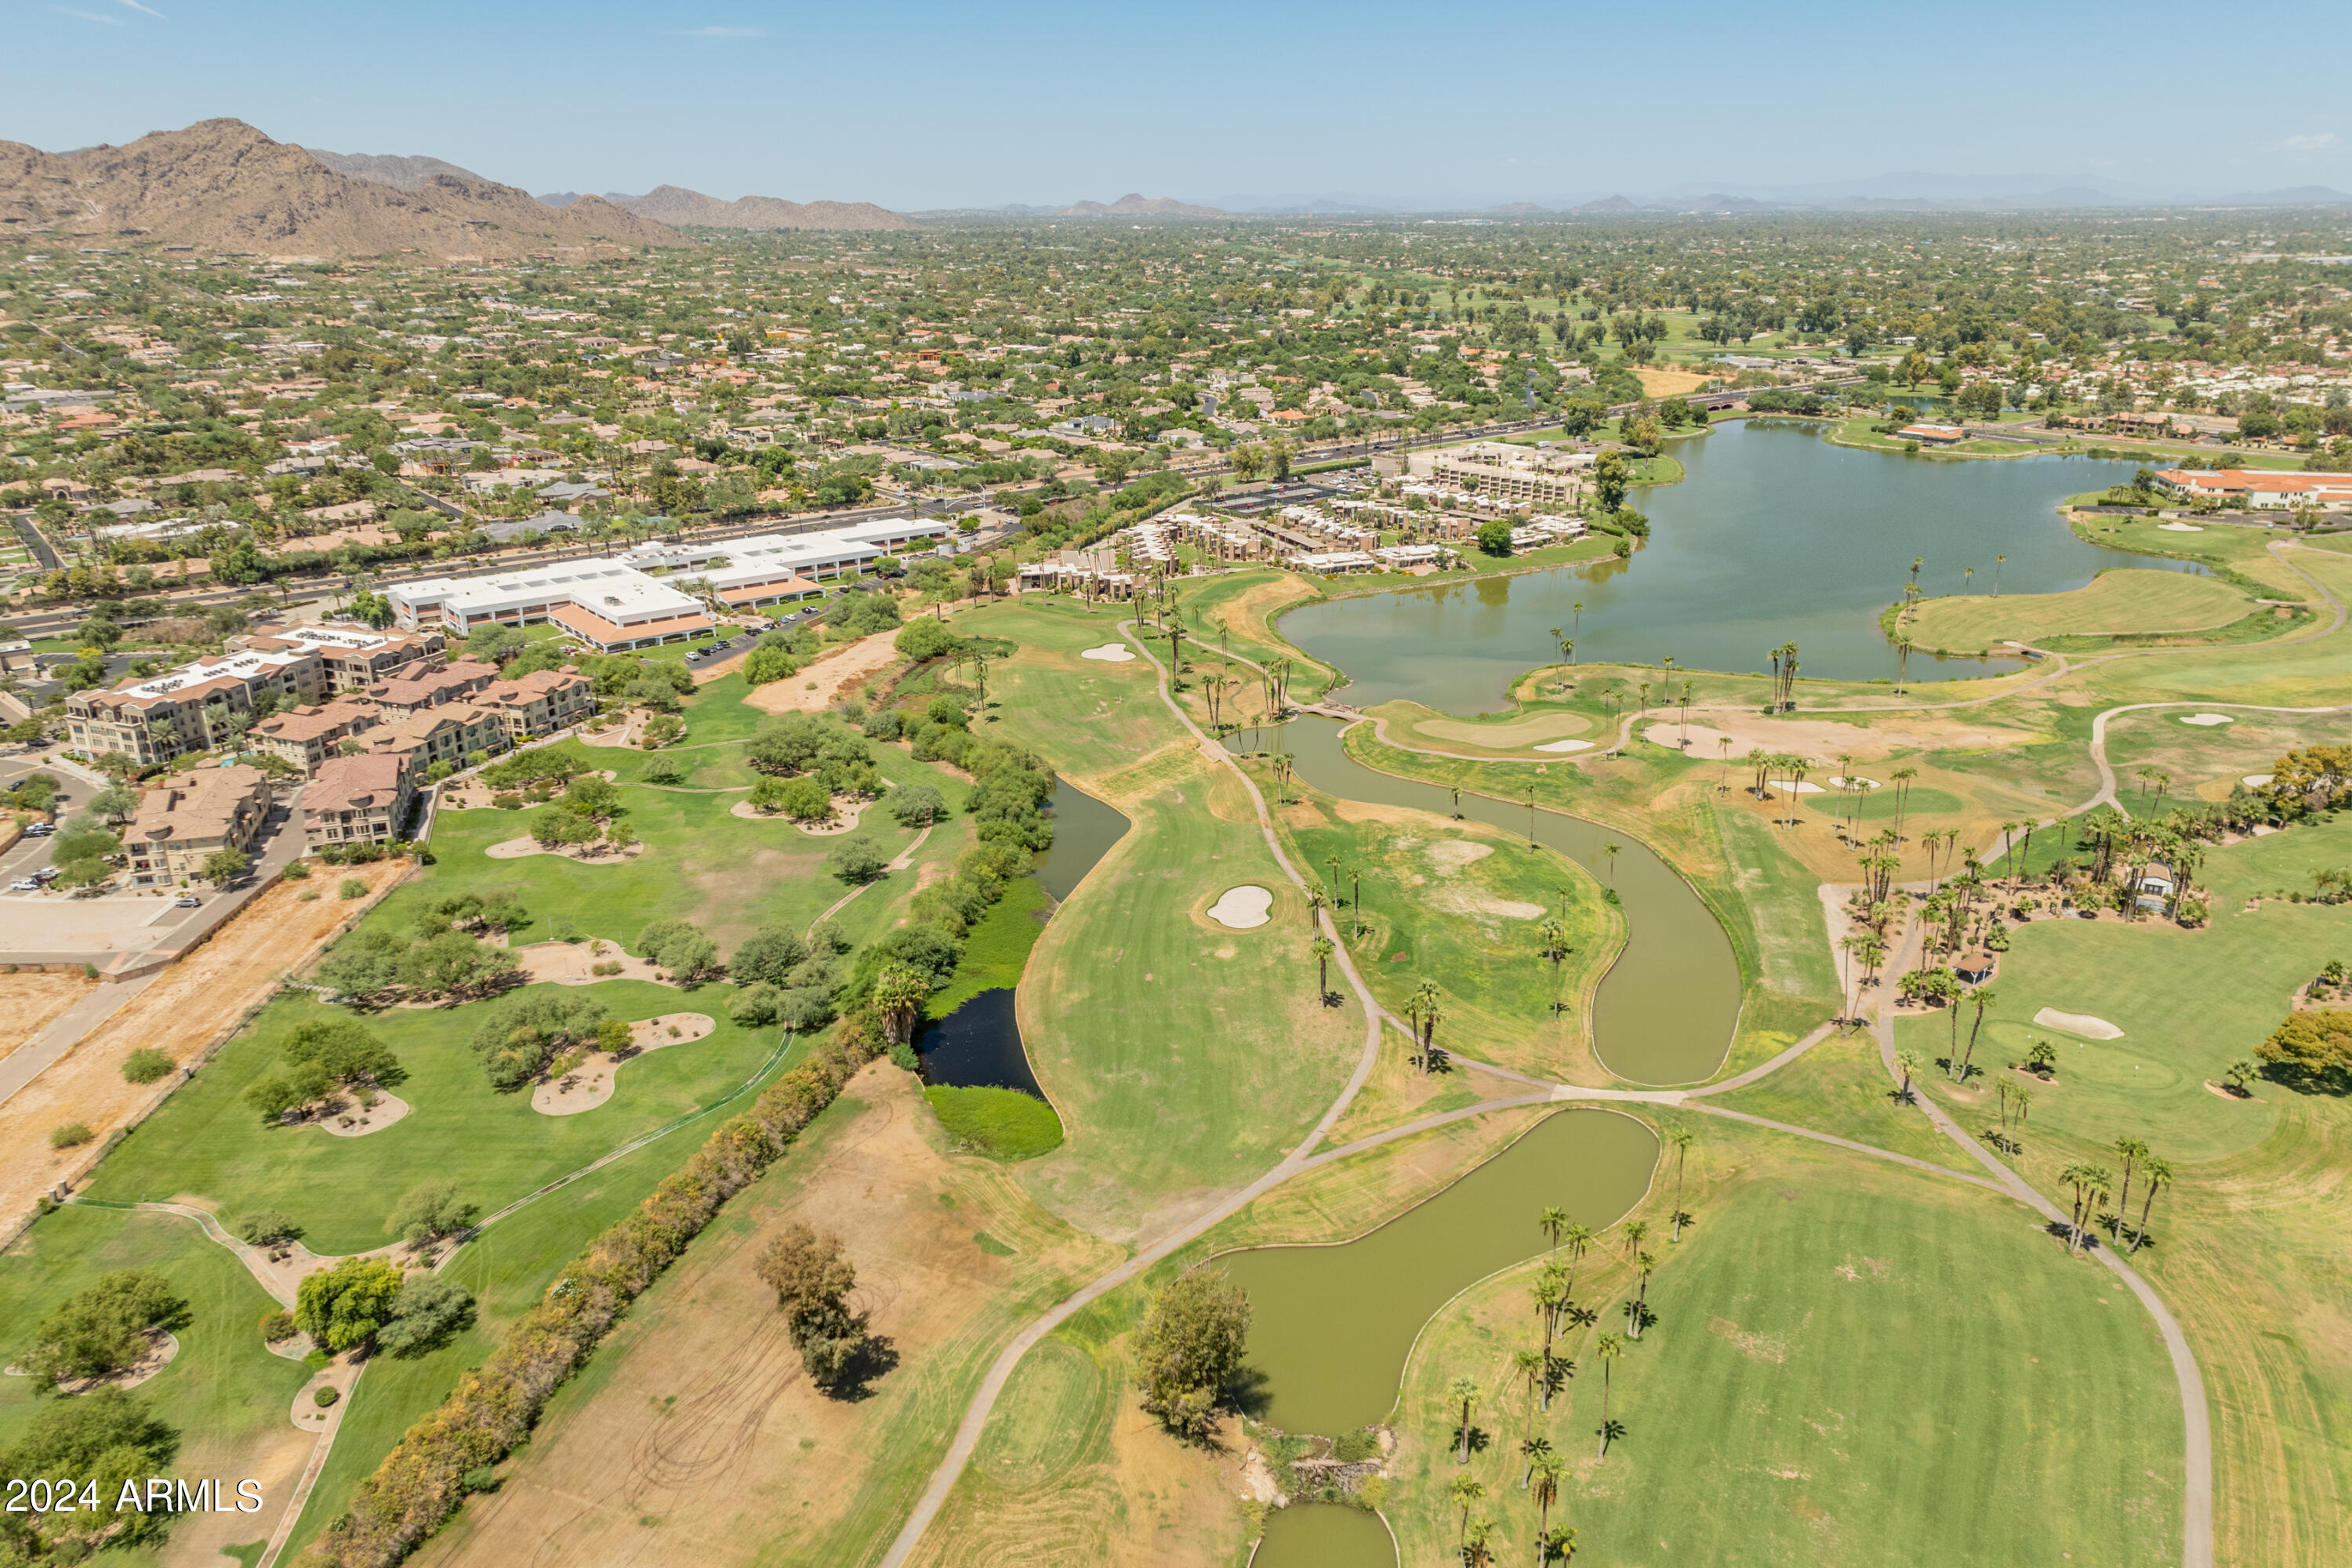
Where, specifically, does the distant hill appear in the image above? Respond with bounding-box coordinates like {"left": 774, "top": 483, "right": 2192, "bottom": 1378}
{"left": 306, "top": 148, "right": 488, "bottom": 190}
{"left": 1059, "top": 193, "right": 1229, "bottom": 218}
{"left": 537, "top": 191, "right": 643, "bottom": 209}
{"left": 0, "top": 119, "right": 687, "bottom": 257}
{"left": 1572, "top": 194, "right": 1641, "bottom": 213}
{"left": 617, "top": 185, "right": 914, "bottom": 232}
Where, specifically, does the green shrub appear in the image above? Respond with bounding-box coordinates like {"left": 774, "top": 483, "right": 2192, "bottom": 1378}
{"left": 339, "top": 877, "right": 368, "bottom": 899}
{"left": 49, "top": 1121, "right": 93, "bottom": 1149}
{"left": 121, "top": 1047, "right": 175, "bottom": 1085}
{"left": 314, "top": 1385, "right": 340, "bottom": 1408}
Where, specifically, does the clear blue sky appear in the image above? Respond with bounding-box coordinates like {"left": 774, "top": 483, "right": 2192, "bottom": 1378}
{"left": 13, "top": 0, "right": 2351, "bottom": 209}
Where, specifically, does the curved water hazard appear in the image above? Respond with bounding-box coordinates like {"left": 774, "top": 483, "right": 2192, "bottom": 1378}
{"left": 916, "top": 782, "right": 1130, "bottom": 1094}
{"left": 1276, "top": 717, "right": 1741, "bottom": 1086}
{"left": 1219, "top": 1109, "right": 1659, "bottom": 1436}
{"left": 1278, "top": 420, "right": 2183, "bottom": 709}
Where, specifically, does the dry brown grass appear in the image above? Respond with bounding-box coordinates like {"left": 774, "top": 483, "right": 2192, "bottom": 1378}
{"left": 0, "top": 971, "right": 97, "bottom": 1062}
{"left": 742, "top": 628, "right": 905, "bottom": 713}
{"left": 1634, "top": 365, "right": 1711, "bottom": 398}
{"left": 0, "top": 858, "right": 410, "bottom": 1234}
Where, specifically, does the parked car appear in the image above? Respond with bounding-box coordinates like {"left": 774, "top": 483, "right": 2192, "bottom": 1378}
{"left": 174, "top": 895, "right": 201, "bottom": 908}
{"left": 9, "top": 878, "right": 38, "bottom": 891}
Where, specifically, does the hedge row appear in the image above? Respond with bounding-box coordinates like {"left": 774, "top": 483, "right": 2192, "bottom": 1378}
{"left": 296, "top": 1029, "right": 877, "bottom": 1568}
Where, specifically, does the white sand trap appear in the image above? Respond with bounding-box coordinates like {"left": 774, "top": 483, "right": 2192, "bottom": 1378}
{"left": 1827, "top": 775, "right": 1881, "bottom": 789}
{"left": 2158, "top": 521, "right": 2205, "bottom": 532}
{"left": 1080, "top": 644, "right": 1135, "bottom": 662}
{"left": 2177, "top": 713, "right": 2234, "bottom": 727}
{"left": 1533, "top": 739, "right": 1595, "bottom": 753}
{"left": 1207, "top": 885, "right": 1274, "bottom": 929}
{"left": 2034, "top": 1007, "right": 2124, "bottom": 1040}
{"left": 2242, "top": 774, "right": 2274, "bottom": 788}
{"left": 486, "top": 837, "right": 648, "bottom": 862}
{"left": 534, "top": 1013, "right": 716, "bottom": 1116}
{"left": 1769, "top": 779, "right": 1827, "bottom": 794}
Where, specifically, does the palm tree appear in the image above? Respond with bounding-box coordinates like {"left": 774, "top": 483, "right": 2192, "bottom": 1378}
{"left": 1450, "top": 1375, "right": 1481, "bottom": 1465}
{"left": 1540, "top": 1205, "right": 1571, "bottom": 1254}
{"left": 1463, "top": 1518, "right": 1499, "bottom": 1568}
{"left": 1410, "top": 980, "right": 1443, "bottom": 1070}
{"left": 1307, "top": 886, "right": 1325, "bottom": 931}
{"left": 1539, "top": 919, "right": 1569, "bottom": 1016}
{"left": 1894, "top": 1048, "right": 1920, "bottom": 1103}
{"left": 1621, "top": 1218, "right": 1648, "bottom": 1261}
{"left": 1593, "top": 1332, "right": 1625, "bottom": 1458}
{"left": 1559, "top": 1221, "right": 1594, "bottom": 1299}
{"left": 1627, "top": 1250, "right": 1657, "bottom": 1339}
{"left": 1664, "top": 1127, "right": 1695, "bottom": 1240}
{"left": 1548, "top": 625, "right": 1565, "bottom": 689}
{"left": 1541, "top": 1525, "right": 1578, "bottom": 1565}
{"left": 1889, "top": 767, "right": 1918, "bottom": 843}
{"left": 1955, "top": 987, "right": 1996, "bottom": 1083}
{"left": 1602, "top": 842, "right": 1620, "bottom": 887}
{"left": 2129, "top": 1156, "right": 2172, "bottom": 1253}
{"left": 1513, "top": 1360, "right": 1546, "bottom": 1479}
{"left": 1450, "top": 1474, "right": 1486, "bottom": 1544}
{"left": 1531, "top": 1274, "right": 1566, "bottom": 1406}
{"left": 1529, "top": 1454, "right": 1563, "bottom": 1564}
{"left": 2059, "top": 1163, "right": 2112, "bottom": 1254}
{"left": 1311, "top": 936, "right": 1334, "bottom": 1004}
{"left": 872, "top": 966, "right": 931, "bottom": 1047}
{"left": 2112, "top": 1136, "right": 2150, "bottom": 1235}
{"left": 1994, "top": 553, "right": 2006, "bottom": 597}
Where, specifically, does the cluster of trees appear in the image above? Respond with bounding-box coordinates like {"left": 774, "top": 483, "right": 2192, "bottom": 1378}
{"left": 469, "top": 991, "right": 628, "bottom": 1091}
{"left": 1135, "top": 1267, "right": 1252, "bottom": 1442}
{"left": 314, "top": 916, "right": 522, "bottom": 1007}
{"left": 755, "top": 1223, "right": 884, "bottom": 1394}
{"left": 637, "top": 917, "right": 721, "bottom": 983}
{"left": 822, "top": 586, "right": 904, "bottom": 639}
{"left": 18, "top": 1268, "right": 189, "bottom": 1388}
{"left": 726, "top": 920, "right": 851, "bottom": 1032}
{"left": 528, "top": 771, "right": 638, "bottom": 857}
{"left": 0, "top": 1388, "right": 181, "bottom": 1558}
{"left": 2259, "top": 1009, "right": 2352, "bottom": 1093}
{"left": 745, "top": 714, "right": 886, "bottom": 819}
{"left": 245, "top": 1019, "right": 406, "bottom": 1125}
{"left": 294, "top": 1255, "right": 474, "bottom": 1357}
{"left": 742, "top": 623, "right": 823, "bottom": 688}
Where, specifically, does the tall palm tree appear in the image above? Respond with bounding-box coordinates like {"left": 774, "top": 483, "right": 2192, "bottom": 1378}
{"left": 872, "top": 967, "right": 931, "bottom": 1047}
{"left": 2129, "top": 1156, "right": 2172, "bottom": 1253}
{"left": 1529, "top": 1454, "right": 1563, "bottom": 1564}
{"left": 1463, "top": 1518, "right": 1499, "bottom": 1568}
{"left": 1531, "top": 1275, "right": 1566, "bottom": 1407}
{"left": 1450, "top": 1474, "right": 1486, "bottom": 1544}
{"left": 1539, "top": 919, "right": 1568, "bottom": 1015}
{"left": 1627, "top": 1250, "right": 1657, "bottom": 1339}
{"left": 1542, "top": 1525, "right": 1578, "bottom": 1565}
{"left": 1894, "top": 1048, "right": 1920, "bottom": 1102}
{"left": 1548, "top": 625, "right": 1565, "bottom": 689}
{"left": 1621, "top": 1218, "right": 1649, "bottom": 1261}
{"left": 1513, "top": 1361, "right": 1546, "bottom": 1479}
{"left": 1602, "top": 843, "right": 1620, "bottom": 887}
{"left": 2059, "top": 1163, "right": 2112, "bottom": 1254}
{"left": 1410, "top": 980, "right": 1443, "bottom": 1070}
{"left": 1540, "top": 1206, "right": 1571, "bottom": 1254}
{"left": 1664, "top": 1127, "right": 1695, "bottom": 1240}
{"left": 1311, "top": 935, "right": 1334, "bottom": 1004}
{"left": 1593, "top": 1332, "right": 1624, "bottom": 1458}
{"left": 1955, "top": 987, "right": 1996, "bottom": 1083}
{"left": 1993, "top": 553, "right": 2006, "bottom": 597}
{"left": 1889, "top": 767, "right": 1918, "bottom": 843}
{"left": 1450, "top": 1376, "right": 1481, "bottom": 1465}
{"left": 1559, "top": 1221, "right": 1594, "bottom": 1300}
{"left": 2112, "top": 1136, "right": 2149, "bottom": 1232}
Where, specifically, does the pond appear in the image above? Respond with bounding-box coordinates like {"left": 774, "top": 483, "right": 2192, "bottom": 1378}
{"left": 1279, "top": 419, "right": 2185, "bottom": 710}
{"left": 1274, "top": 717, "right": 1741, "bottom": 1087}
{"left": 1254, "top": 1501, "right": 1396, "bottom": 1567}
{"left": 1218, "top": 1109, "right": 1659, "bottom": 1436}
{"left": 916, "top": 782, "right": 1129, "bottom": 1094}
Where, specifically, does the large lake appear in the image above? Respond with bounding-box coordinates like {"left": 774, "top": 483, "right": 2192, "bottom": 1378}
{"left": 1279, "top": 421, "right": 2185, "bottom": 711}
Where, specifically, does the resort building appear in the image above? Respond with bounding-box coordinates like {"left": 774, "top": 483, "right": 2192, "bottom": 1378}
{"left": 2150, "top": 468, "right": 2352, "bottom": 508}
{"left": 66, "top": 624, "right": 444, "bottom": 765}
{"left": 125, "top": 765, "right": 272, "bottom": 885}
{"left": 301, "top": 753, "right": 416, "bottom": 853}
{"left": 1402, "top": 441, "right": 1590, "bottom": 506}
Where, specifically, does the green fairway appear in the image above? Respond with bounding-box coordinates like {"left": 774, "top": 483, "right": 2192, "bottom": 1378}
{"left": 1385, "top": 1122, "right": 2183, "bottom": 1568}
{"left": 82, "top": 982, "right": 786, "bottom": 1253}
{"left": 1903, "top": 568, "right": 2256, "bottom": 652}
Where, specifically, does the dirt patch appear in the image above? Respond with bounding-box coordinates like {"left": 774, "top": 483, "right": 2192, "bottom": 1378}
{"left": 742, "top": 627, "right": 904, "bottom": 716}
{"left": 310, "top": 1090, "right": 411, "bottom": 1137}
{"left": 532, "top": 1013, "right": 715, "bottom": 1116}
{"left": 0, "top": 859, "right": 411, "bottom": 1236}
{"left": 6, "top": 1328, "right": 179, "bottom": 1392}
{"left": 728, "top": 795, "right": 872, "bottom": 835}
{"left": 2203, "top": 1080, "right": 2255, "bottom": 1102}
{"left": 485, "top": 836, "right": 648, "bottom": 862}
{"left": 416, "top": 1063, "right": 1120, "bottom": 1568}
{"left": 1634, "top": 365, "right": 1711, "bottom": 398}
{"left": 1425, "top": 840, "right": 1493, "bottom": 874}
{"left": 0, "top": 971, "right": 98, "bottom": 1063}
{"left": 513, "top": 938, "right": 666, "bottom": 986}
{"left": 1647, "top": 714, "right": 2033, "bottom": 764}
{"left": 1708, "top": 1315, "right": 1792, "bottom": 1364}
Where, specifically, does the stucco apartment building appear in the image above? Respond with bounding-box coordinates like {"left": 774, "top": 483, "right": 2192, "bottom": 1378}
{"left": 191, "top": 659, "right": 590, "bottom": 775}
{"left": 125, "top": 764, "right": 271, "bottom": 886}
{"left": 67, "top": 624, "right": 444, "bottom": 766}
{"left": 1397, "top": 441, "right": 1591, "bottom": 507}
{"left": 301, "top": 753, "right": 416, "bottom": 853}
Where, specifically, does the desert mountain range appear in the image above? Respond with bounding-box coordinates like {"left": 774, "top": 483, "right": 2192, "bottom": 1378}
{"left": 0, "top": 119, "right": 916, "bottom": 256}
{"left": 0, "top": 119, "right": 681, "bottom": 258}
{"left": 1059, "top": 192, "right": 1229, "bottom": 217}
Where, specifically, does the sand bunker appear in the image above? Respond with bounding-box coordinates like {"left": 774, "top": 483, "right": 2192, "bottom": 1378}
{"left": 2158, "top": 521, "right": 2205, "bottom": 532}
{"left": 2178, "top": 713, "right": 2234, "bottom": 727}
{"left": 1534, "top": 739, "right": 1595, "bottom": 753}
{"left": 486, "top": 837, "right": 648, "bottom": 862}
{"left": 1080, "top": 644, "right": 1135, "bottom": 662}
{"left": 533, "top": 1013, "right": 717, "bottom": 1116}
{"left": 512, "top": 939, "right": 664, "bottom": 986}
{"left": 1769, "top": 779, "right": 1826, "bottom": 794}
{"left": 2242, "top": 774, "right": 2274, "bottom": 788}
{"left": 1827, "top": 775, "right": 1881, "bottom": 789}
{"left": 1416, "top": 710, "right": 1594, "bottom": 747}
{"left": 1648, "top": 716, "right": 2025, "bottom": 764}
{"left": 1207, "top": 885, "right": 1273, "bottom": 929}
{"left": 314, "top": 1092, "right": 409, "bottom": 1138}
{"left": 2034, "top": 1007, "right": 2123, "bottom": 1040}
{"left": 730, "top": 796, "right": 869, "bottom": 834}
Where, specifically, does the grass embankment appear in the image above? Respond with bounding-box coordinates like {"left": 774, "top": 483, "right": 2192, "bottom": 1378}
{"left": 953, "top": 597, "right": 1366, "bottom": 1241}
{"left": 1897, "top": 568, "right": 2257, "bottom": 654}
{"left": 927, "top": 1087, "right": 1066, "bottom": 1161}
{"left": 1903, "top": 817, "right": 2352, "bottom": 1563}
{"left": 1385, "top": 1113, "right": 2183, "bottom": 1568}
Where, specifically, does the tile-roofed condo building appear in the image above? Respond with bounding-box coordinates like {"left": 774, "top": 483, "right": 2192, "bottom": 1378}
{"left": 66, "top": 624, "right": 443, "bottom": 766}
{"left": 125, "top": 765, "right": 271, "bottom": 885}
{"left": 302, "top": 753, "right": 416, "bottom": 852}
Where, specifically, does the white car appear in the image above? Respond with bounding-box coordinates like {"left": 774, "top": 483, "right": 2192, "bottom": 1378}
{"left": 9, "top": 878, "right": 38, "bottom": 892}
